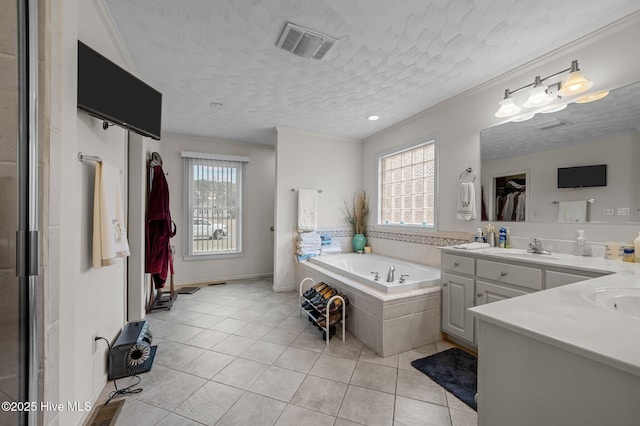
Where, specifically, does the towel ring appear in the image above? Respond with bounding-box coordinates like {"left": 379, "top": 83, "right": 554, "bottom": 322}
{"left": 459, "top": 167, "right": 476, "bottom": 183}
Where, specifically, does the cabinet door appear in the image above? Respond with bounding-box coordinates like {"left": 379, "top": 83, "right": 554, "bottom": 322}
{"left": 475, "top": 280, "right": 531, "bottom": 306}
{"left": 545, "top": 270, "right": 589, "bottom": 289}
{"left": 442, "top": 273, "right": 475, "bottom": 342}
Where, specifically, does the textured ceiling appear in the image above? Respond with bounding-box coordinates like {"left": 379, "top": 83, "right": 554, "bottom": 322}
{"left": 481, "top": 81, "right": 640, "bottom": 161}
{"left": 104, "top": 0, "right": 640, "bottom": 145}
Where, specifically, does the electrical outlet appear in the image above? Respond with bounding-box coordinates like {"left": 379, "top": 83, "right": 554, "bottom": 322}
{"left": 92, "top": 334, "right": 97, "bottom": 354}
{"left": 603, "top": 208, "right": 614, "bottom": 216}
{"left": 617, "top": 208, "right": 630, "bottom": 216}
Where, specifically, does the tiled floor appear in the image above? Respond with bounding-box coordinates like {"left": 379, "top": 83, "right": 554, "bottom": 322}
{"left": 98, "top": 278, "right": 477, "bottom": 426}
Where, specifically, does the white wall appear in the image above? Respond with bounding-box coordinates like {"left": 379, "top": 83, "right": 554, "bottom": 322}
{"left": 59, "top": 1, "right": 136, "bottom": 424}
{"left": 274, "top": 128, "right": 362, "bottom": 291}
{"left": 482, "top": 131, "right": 640, "bottom": 223}
{"left": 158, "top": 133, "right": 276, "bottom": 285}
{"left": 362, "top": 14, "right": 640, "bottom": 257}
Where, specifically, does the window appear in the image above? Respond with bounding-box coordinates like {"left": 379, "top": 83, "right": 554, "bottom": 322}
{"left": 182, "top": 152, "right": 248, "bottom": 257}
{"left": 378, "top": 140, "right": 436, "bottom": 228}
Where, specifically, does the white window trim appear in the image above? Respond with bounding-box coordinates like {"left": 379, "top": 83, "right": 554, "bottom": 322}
{"left": 182, "top": 152, "right": 247, "bottom": 260}
{"left": 375, "top": 135, "right": 439, "bottom": 232}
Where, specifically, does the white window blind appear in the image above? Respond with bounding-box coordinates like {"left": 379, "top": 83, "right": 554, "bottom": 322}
{"left": 183, "top": 152, "right": 247, "bottom": 257}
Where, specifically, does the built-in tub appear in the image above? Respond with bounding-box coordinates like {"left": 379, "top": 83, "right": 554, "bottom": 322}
{"left": 297, "top": 253, "right": 443, "bottom": 357}
{"left": 309, "top": 253, "right": 440, "bottom": 293}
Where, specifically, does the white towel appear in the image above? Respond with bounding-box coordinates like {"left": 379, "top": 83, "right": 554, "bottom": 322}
{"left": 93, "top": 161, "right": 130, "bottom": 268}
{"left": 298, "top": 189, "right": 317, "bottom": 232}
{"left": 456, "top": 182, "right": 476, "bottom": 220}
{"left": 557, "top": 200, "right": 587, "bottom": 222}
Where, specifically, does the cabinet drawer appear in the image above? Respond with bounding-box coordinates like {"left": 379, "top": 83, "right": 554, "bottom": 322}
{"left": 442, "top": 254, "right": 475, "bottom": 275}
{"left": 476, "top": 259, "right": 542, "bottom": 290}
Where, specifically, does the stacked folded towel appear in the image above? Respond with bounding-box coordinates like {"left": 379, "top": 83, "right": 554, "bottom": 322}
{"left": 296, "top": 231, "right": 322, "bottom": 261}
{"left": 320, "top": 240, "right": 342, "bottom": 255}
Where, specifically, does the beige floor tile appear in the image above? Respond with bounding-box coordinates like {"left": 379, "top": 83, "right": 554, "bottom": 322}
{"left": 337, "top": 385, "right": 395, "bottom": 426}
{"left": 322, "top": 331, "right": 363, "bottom": 360}
{"left": 173, "top": 381, "right": 244, "bottom": 425}
{"left": 240, "top": 340, "right": 288, "bottom": 364}
{"left": 394, "top": 395, "right": 451, "bottom": 426}
{"left": 309, "top": 354, "right": 357, "bottom": 384}
{"left": 211, "top": 334, "right": 257, "bottom": 356}
{"left": 155, "top": 413, "right": 204, "bottom": 425}
{"left": 183, "top": 329, "right": 229, "bottom": 349}
{"left": 216, "top": 392, "right": 287, "bottom": 426}
{"left": 256, "top": 312, "right": 289, "bottom": 327}
{"left": 350, "top": 361, "right": 397, "bottom": 394}
{"left": 275, "top": 404, "right": 336, "bottom": 426}
{"left": 260, "top": 327, "right": 302, "bottom": 346}
{"left": 450, "top": 407, "right": 477, "bottom": 426}
{"left": 273, "top": 347, "right": 320, "bottom": 373}
{"left": 179, "top": 350, "right": 235, "bottom": 379}
{"left": 290, "top": 375, "right": 348, "bottom": 416}
{"left": 153, "top": 322, "right": 206, "bottom": 344}
{"left": 290, "top": 330, "right": 331, "bottom": 353}
{"left": 248, "top": 365, "right": 306, "bottom": 402}
{"left": 398, "top": 345, "right": 438, "bottom": 371}
{"left": 213, "top": 357, "right": 268, "bottom": 390}
{"left": 358, "top": 346, "right": 399, "bottom": 368}
{"left": 334, "top": 419, "right": 364, "bottom": 426}
{"left": 210, "top": 317, "right": 249, "bottom": 333}
{"left": 396, "top": 368, "right": 447, "bottom": 406}
{"left": 136, "top": 371, "right": 207, "bottom": 411}
{"left": 110, "top": 398, "right": 170, "bottom": 426}
{"left": 234, "top": 321, "right": 274, "bottom": 339}
{"left": 153, "top": 340, "right": 206, "bottom": 370}
{"left": 277, "top": 315, "right": 310, "bottom": 332}
{"left": 189, "top": 313, "right": 227, "bottom": 329}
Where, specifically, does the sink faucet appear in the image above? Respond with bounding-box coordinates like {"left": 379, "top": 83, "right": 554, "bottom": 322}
{"left": 528, "top": 238, "right": 552, "bottom": 255}
{"left": 387, "top": 266, "right": 395, "bottom": 283}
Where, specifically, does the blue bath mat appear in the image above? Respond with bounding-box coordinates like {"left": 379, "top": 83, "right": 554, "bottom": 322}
{"left": 411, "top": 347, "right": 477, "bottom": 410}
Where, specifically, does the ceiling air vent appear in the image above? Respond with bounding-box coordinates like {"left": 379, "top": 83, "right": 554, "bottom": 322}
{"left": 534, "top": 118, "right": 568, "bottom": 130}
{"left": 276, "top": 22, "right": 337, "bottom": 60}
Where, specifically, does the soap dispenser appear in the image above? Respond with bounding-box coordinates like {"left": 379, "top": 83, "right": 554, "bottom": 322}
{"left": 576, "top": 230, "right": 592, "bottom": 257}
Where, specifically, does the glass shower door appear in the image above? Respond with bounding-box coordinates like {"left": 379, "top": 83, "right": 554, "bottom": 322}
{"left": 1, "top": 0, "right": 40, "bottom": 425}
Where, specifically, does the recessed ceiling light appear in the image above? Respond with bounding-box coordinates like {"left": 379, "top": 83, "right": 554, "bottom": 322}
{"left": 367, "top": 115, "right": 380, "bottom": 121}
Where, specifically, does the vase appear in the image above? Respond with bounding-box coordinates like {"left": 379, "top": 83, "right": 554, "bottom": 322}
{"left": 352, "top": 233, "right": 367, "bottom": 252}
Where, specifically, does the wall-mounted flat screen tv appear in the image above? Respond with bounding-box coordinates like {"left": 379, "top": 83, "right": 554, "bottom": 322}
{"left": 77, "top": 41, "right": 162, "bottom": 140}
{"left": 557, "top": 164, "right": 607, "bottom": 188}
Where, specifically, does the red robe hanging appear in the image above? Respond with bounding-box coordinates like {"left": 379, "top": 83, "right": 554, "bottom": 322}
{"left": 146, "top": 165, "right": 176, "bottom": 289}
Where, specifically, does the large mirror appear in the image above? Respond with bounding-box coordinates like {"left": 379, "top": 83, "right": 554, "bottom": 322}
{"left": 481, "top": 81, "right": 640, "bottom": 223}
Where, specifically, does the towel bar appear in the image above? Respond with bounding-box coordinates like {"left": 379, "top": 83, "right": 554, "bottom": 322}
{"left": 552, "top": 199, "right": 595, "bottom": 204}
{"left": 459, "top": 167, "right": 476, "bottom": 183}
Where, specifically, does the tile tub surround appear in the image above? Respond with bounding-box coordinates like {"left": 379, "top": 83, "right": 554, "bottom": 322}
{"left": 297, "top": 260, "right": 442, "bottom": 357}
{"left": 95, "top": 278, "right": 474, "bottom": 426}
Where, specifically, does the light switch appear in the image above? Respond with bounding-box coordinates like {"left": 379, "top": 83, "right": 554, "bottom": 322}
{"left": 603, "top": 208, "right": 614, "bottom": 216}
{"left": 617, "top": 208, "right": 630, "bottom": 216}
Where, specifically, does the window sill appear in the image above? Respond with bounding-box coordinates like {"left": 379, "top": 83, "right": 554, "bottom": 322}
{"left": 184, "top": 252, "right": 244, "bottom": 261}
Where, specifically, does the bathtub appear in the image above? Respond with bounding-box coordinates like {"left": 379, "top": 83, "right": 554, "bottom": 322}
{"left": 309, "top": 253, "right": 441, "bottom": 293}
{"left": 297, "top": 253, "right": 442, "bottom": 356}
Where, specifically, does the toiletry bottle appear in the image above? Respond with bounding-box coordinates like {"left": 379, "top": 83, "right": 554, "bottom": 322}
{"left": 505, "top": 227, "right": 511, "bottom": 249}
{"left": 634, "top": 232, "right": 640, "bottom": 262}
{"left": 475, "top": 228, "right": 483, "bottom": 242}
{"left": 623, "top": 245, "right": 635, "bottom": 262}
{"left": 498, "top": 227, "right": 506, "bottom": 248}
{"left": 576, "top": 230, "right": 592, "bottom": 257}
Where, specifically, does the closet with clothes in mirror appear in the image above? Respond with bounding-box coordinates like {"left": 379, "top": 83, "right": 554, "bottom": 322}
{"left": 494, "top": 173, "right": 526, "bottom": 221}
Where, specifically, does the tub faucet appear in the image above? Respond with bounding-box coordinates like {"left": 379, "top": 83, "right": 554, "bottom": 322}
{"left": 387, "top": 266, "right": 395, "bottom": 283}
{"left": 399, "top": 274, "right": 410, "bottom": 284}
{"left": 370, "top": 272, "right": 380, "bottom": 281}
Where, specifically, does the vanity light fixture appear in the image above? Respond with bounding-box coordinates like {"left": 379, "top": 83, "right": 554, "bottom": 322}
{"left": 574, "top": 90, "right": 610, "bottom": 104}
{"left": 494, "top": 59, "right": 598, "bottom": 119}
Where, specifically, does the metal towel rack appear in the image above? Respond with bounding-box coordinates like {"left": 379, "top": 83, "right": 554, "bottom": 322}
{"left": 291, "top": 188, "right": 323, "bottom": 193}
{"left": 459, "top": 167, "right": 476, "bottom": 183}
{"left": 552, "top": 199, "right": 595, "bottom": 204}
{"left": 78, "top": 152, "right": 123, "bottom": 173}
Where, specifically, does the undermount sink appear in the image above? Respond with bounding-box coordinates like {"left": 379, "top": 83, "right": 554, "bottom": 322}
{"left": 484, "top": 248, "right": 559, "bottom": 259}
{"left": 583, "top": 288, "right": 640, "bottom": 319}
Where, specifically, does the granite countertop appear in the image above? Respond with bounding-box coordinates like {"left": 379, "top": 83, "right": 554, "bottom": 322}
{"left": 442, "top": 247, "right": 640, "bottom": 376}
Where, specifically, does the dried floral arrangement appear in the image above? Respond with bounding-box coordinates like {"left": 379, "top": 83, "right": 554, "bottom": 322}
{"left": 343, "top": 190, "right": 369, "bottom": 235}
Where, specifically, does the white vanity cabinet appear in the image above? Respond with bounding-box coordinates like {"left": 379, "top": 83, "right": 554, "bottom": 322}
{"left": 440, "top": 249, "right": 607, "bottom": 346}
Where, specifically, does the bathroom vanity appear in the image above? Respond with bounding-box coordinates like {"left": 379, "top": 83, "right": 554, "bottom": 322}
{"left": 440, "top": 247, "right": 640, "bottom": 426}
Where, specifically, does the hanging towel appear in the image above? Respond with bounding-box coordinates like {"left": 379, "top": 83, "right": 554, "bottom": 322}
{"left": 557, "top": 200, "right": 587, "bottom": 222}
{"left": 456, "top": 182, "right": 476, "bottom": 221}
{"left": 93, "top": 161, "right": 130, "bottom": 268}
{"left": 298, "top": 189, "right": 317, "bottom": 232}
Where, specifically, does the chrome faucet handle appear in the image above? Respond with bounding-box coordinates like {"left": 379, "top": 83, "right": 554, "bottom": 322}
{"left": 399, "top": 274, "right": 410, "bottom": 284}
{"left": 370, "top": 271, "right": 380, "bottom": 281}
